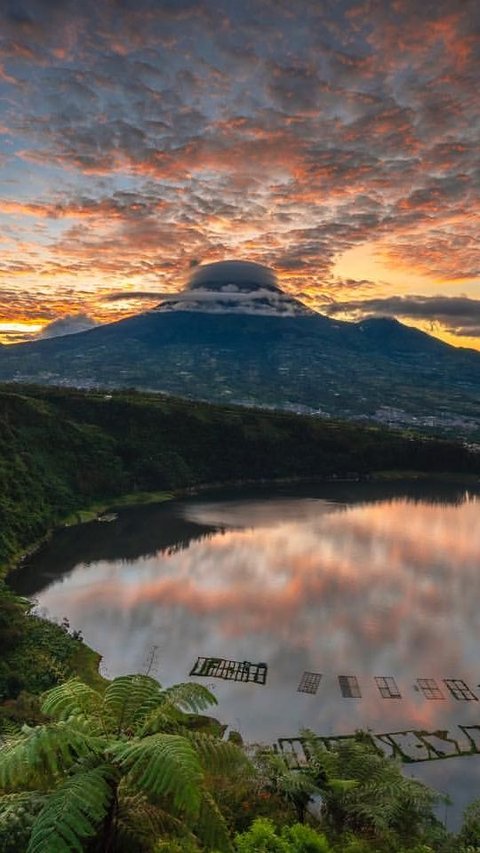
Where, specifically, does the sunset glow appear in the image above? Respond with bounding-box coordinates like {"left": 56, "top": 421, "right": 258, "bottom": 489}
{"left": 0, "top": 1, "right": 478, "bottom": 344}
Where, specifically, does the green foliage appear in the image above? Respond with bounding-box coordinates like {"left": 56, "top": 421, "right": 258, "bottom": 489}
{"left": 109, "top": 733, "right": 203, "bottom": 813}
{"left": 0, "top": 791, "right": 44, "bottom": 852}
{"left": 235, "top": 817, "right": 289, "bottom": 852}
{"left": 0, "top": 674, "right": 244, "bottom": 851}
{"left": 302, "top": 733, "right": 446, "bottom": 850}
{"left": 235, "top": 818, "right": 331, "bottom": 852}
{"left": 1, "top": 383, "right": 477, "bottom": 572}
{"left": 0, "top": 582, "right": 89, "bottom": 705}
{"left": 458, "top": 799, "right": 480, "bottom": 849}
{"left": 282, "top": 823, "right": 331, "bottom": 852}
{"left": 252, "top": 747, "right": 323, "bottom": 824}
{"left": 27, "top": 765, "right": 114, "bottom": 852}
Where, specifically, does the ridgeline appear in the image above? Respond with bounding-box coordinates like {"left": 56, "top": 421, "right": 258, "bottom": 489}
{"left": 1, "top": 383, "right": 478, "bottom": 572}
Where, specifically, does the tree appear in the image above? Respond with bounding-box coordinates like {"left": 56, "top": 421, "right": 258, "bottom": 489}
{"left": 0, "top": 674, "right": 246, "bottom": 851}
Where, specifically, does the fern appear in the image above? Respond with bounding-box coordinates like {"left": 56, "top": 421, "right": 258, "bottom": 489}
{"left": 103, "top": 674, "right": 164, "bottom": 732}
{"left": 41, "top": 678, "right": 103, "bottom": 723}
{"left": 115, "top": 789, "right": 187, "bottom": 851}
{"left": 138, "top": 706, "right": 184, "bottom": 737}
{"left": 188, "top": 732, "right": 248, "bottom": 776}
{"left": 161, "top": 682, "right": 217, "bottom": 714}
{"left": 26, "top": 765, "right": 114, "bottom": 853}
{"left": 108, "top": 733, "right": 203, "bottom": 815}
{"left": 0, "top": 718, "right": 22, "bottom": 740}
{"left": 0, "top": 675, "right": 238, "bottom": 850}
{"left": 0, "top": 721, "right": 104, "bottom": 790}
{"left": 195, "top": 789, "right": 233, "bottom": 853}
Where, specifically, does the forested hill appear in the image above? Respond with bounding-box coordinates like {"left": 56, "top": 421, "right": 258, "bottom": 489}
{"left": 1, "top": 383, "right": 478, "bottom": 570}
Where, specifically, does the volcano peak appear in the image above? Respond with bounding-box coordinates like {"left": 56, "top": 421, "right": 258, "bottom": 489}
{"left": 154, "top": 259, "right": 312, "bottom": 317}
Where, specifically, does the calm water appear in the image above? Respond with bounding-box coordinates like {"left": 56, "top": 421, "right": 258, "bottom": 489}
{"left": 10, "top": 480, "right": 480, "bottom": 827}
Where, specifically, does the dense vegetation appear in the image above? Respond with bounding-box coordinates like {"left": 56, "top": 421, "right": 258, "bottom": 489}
{"left": 1, "top": 383, "right": 478, "bottom": 571}
{"left": 0, "top": 577, "right": 105, "bottom": 706}
{"left": 1, "top": 672, "right": 480, "bottom": 851}
{"left": 2, "top": 383, "right": 480, "bottom": 849}
{"left": 0, "top": 675, "right": 244, "bottom": 852}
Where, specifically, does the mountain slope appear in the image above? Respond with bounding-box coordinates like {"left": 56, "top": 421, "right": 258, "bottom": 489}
{"left": 0, "top": 309, "right": 479, "bottom": 432}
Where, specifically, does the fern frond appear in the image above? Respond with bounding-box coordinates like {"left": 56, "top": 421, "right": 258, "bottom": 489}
{"left": 161, "top": 682, "right": 217, "bottom": 714}
{"left": 0, "top": 721, "right": 104, "bottom": 790}
{"left": 41, "top": 678, "right": 103, "bottom": 723}
{"left": 26, "top": 765, "right": 114, "bottom": 853}
{"left": 0, "top": 718, "right": 22, "bottom": 740}
{"left": 138, "top": 706, "right": 184, "bottom": 737}
{"left": 195, "top": 789, "right": 233, "bottom": 853}
{"left": 116, "top": 788, "right": 186, "bottom": 850}
{"left": 103, "top": 675, "right": 164, "bottom": 732}
{"left": 188, "top": 733, "right": 249, "bottom": 776}
{"left": 108, "top": 733, "right": 203, "bottom": 816}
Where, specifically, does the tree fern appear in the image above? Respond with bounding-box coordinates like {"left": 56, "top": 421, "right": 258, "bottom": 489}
{"left": 115, "top": 789, "right": 188, "bottom": 852}
{"left": 109, "top": 733, "right": 203, "bottom": 815}
{"left": 41, "top": 677, "right": 103, "bottom": 723}
{"left": 0, "top": 721, "right": 103, "bottom": 790}
{"left": 26, "top": 765, "right": 114, "bottom": 852}
{"left": 160, "top": 682, "right": 217, "bottom": 715}
{"left": 195, "top": 789, "right": 233, "bottom": 853}
{"left": 103, "top": 674, "right": 165, "bottom": 732}
{"left": 0, "top": 675, "right": 239, "bottom": 850}
{"left": 137, "top": 705, "right": 184, "bottom": 737}
{"left": 190, "top": 733, "right": 249, "bottom": 776}
{"left": 0, "top": 717, "right": 22, "bottom": 740}
{"left": 309, "top": 735, "right": 444, "bottom": 844}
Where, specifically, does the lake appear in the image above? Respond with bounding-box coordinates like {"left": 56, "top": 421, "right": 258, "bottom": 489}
{"left": 10, "top": 479, "right": 480, "bottom": 828}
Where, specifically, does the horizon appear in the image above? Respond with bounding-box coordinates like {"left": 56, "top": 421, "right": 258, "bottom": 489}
{"left": 0, "top": 1, "right": 478, "bottom": 348}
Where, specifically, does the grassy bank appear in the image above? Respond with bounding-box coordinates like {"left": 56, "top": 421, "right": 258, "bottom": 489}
{"left": 62, "top": 489, "right": 173, "bottom": 525}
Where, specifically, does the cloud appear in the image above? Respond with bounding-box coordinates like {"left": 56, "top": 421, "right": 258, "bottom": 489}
{"left": 37, "top": 313, "right": 99, "bottom": 339}
{"left": 101, "top": 290, "right": 174, "bottom": 303}
{"left": 0, "top": 0, "right": 478, "bottom": 344}
{"left": 325, "top": 295, "right": 480, "bottom": 337}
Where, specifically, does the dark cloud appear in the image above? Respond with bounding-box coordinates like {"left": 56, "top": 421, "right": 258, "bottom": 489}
{"left": 326, "top": 295, "right": 480, "bottom": 337}
{"left": 102, "top": 290, "right": 173, "bottom": 302}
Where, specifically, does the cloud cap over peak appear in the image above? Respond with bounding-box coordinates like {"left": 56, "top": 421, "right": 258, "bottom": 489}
{"left": 187, "top": 260, "right": 280, "bottom": 293}
{"left": 155, "top": 258, "right": 312, "bottom": 316}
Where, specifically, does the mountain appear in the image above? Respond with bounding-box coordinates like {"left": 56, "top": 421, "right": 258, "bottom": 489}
{"left": 1, "top": 261, "right": 479, "bottom": 436}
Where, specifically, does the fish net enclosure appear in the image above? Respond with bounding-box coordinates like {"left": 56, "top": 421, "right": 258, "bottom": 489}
{"left": 189, "top": 656, "right": 268, "bottom": 684}
{"left": 297, "top": 671, "right": 322, "bottom": 694}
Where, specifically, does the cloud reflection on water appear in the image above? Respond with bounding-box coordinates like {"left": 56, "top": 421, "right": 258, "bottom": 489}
{"left": 34, "top": 494, "right": 480, "bottom": 740}
{"left": 26, "top": 489, "right": 480, "bottom": 826}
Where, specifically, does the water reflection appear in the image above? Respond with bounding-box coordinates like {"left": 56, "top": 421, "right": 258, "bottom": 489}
{"left": 11, "top": 502, "right": 219, "bottom": 596}
{"left": 9, "top": 482, "right": 480, "bottom": 824}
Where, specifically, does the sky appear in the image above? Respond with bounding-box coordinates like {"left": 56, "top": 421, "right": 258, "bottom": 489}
{"left": 0, "top": 0, "right": 478, "bottom": 346}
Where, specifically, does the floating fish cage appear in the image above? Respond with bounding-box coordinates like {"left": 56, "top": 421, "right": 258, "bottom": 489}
{"left": 189, "top": 656, "right": 268, "bottom": 684}
{"left": 297, "top": 671, "right": 322, "bottom": 694}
